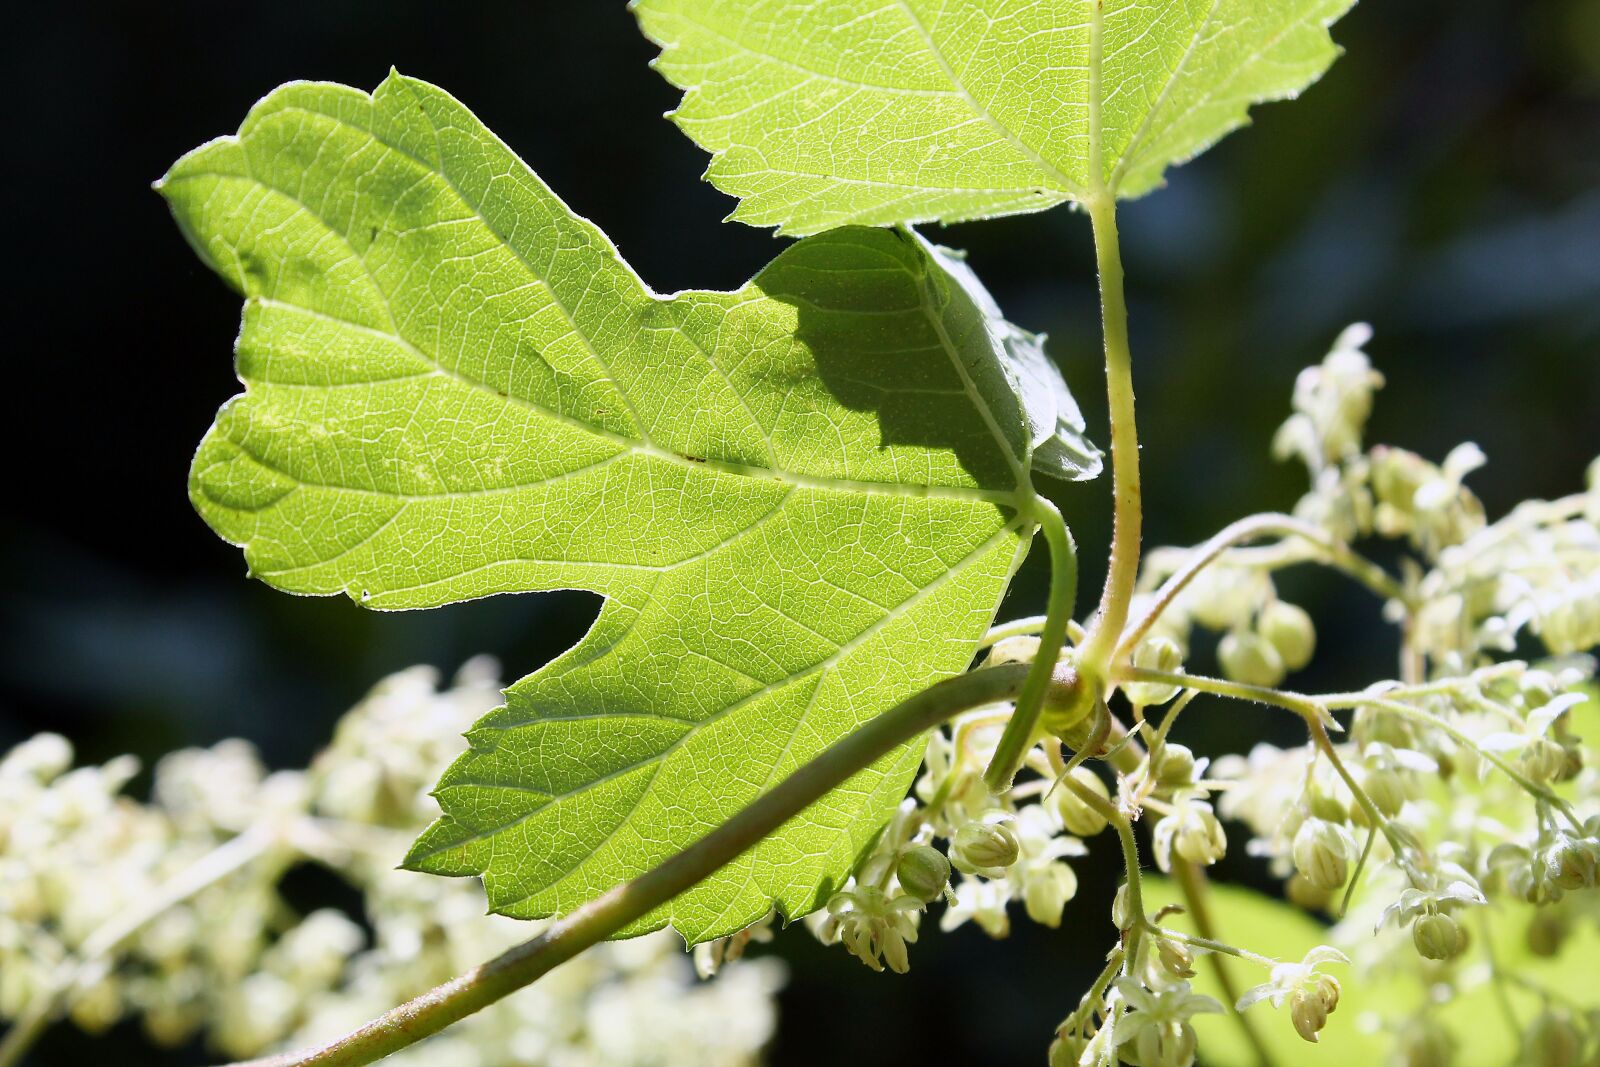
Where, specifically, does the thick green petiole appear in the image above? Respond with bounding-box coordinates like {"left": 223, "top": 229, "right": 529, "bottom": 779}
{"left": 1077, "top": 192, "right": 1143, "bottom": 685}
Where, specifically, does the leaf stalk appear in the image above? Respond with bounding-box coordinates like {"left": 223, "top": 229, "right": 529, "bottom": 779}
{"left": 983, "top": 498, "right": 1077, "bottom": 792}
{"left": 1077, "top": 192, "right": 1142, "bottom": 689}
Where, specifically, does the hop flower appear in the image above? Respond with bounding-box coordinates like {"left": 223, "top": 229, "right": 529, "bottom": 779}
{"left": 1218, "top": 630, "right": 1286, "bottom": 689}
{"left": 823, "top": 885, "right": 922, "bottom": 974}
{"left": 951, "top": 818, "right": 1020, "bottom": 877}
{"left": 1237, "top": 946, "right": 1348, "bottom": 1044}
{"left": 1152, "top": 744, "right": 1201, "bottom": 791}
{"left": 939, "top": 877, "right": 1012, "bottom": 939}
{"left": 1412, "top": 913, "right": 1467, "bottom": 961}
{"left": 1153, "top": 802, "right": 1228, "bottom": 871}
{"left": 1050, "top": 767, "right": 1111, "bottom": 837}
{"left": 1292, "top": 819, "right": 1354, "bottom": 892}
{"left": 1543, "top": 835, "right": 1600, "bottom": 891}
{"left": 894, "top": 846, "right": 951, "bottom": 904}
{"left": 1258, "top": 600, "right": 1316, "bottom": 673}
{"left": 1113, "top": 979, "right": 1223, "bottom": 1067}
{"left": 1126, "top": 636, "right": 1185, "bottom": 707}
{"left": 1271, "top": 323, "right": 1384, "bottom": 471}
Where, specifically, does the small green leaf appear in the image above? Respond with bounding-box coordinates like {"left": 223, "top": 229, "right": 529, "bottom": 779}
{"left": 634, "top": 0, "right": 1354, "bottom": 234}
{"left": 162, "top": 73, "right": 1095, "bottom": 942}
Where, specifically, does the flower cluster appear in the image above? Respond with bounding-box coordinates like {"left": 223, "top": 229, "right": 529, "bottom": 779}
{"left": 0, "top": 661, "right": 782, "bottom": 1066}
{"left": 803, "top": 657, "right": 1098, "bottom": 971}
{"left": 907, "top": 327, "right": 1596, "bottom": 1067}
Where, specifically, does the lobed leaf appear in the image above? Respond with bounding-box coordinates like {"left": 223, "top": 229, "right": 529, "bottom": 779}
{"left": 635, "top": 0, "right": 1354, "bottom": 234}
{"left": 161, "top": 72, "right": 1096, "bottom": 941}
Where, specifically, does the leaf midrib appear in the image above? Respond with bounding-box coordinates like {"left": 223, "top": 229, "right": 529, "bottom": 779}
{"left": 895, "top": 0, "right": 1086, "bottom": 198}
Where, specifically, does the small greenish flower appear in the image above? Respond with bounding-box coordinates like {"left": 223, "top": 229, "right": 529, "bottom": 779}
{"left": 1258, "top": 600, "right": 1316, "bottom": 672}
{"left": 1126, "top": 636, "right": 1185, "bottom": 707}
{"left": 1292, "top": 818, "right": 1354, "bottom": 892}
{"left": 824, "top": 885, "right": 922, "bottom": 974}
{"left": 1112, "top": 979, "right": 1223, "bottom": 1067}
{"left": 1152, "top": 801, "right": 1228, "bottom": 871}
{"left": 951, "top": 818, "right": 1021, "bottom": 877}
{"left": 1050, "top": 767, "right": 1111, "bottom": 837}
{"left": 1237, "top": 946, "right": 1348, "bottom": 1044}
{"left": 1153, "top": 744, "right": 1201, "bottom": 791}
{"left": 939, "top": 877, "right": 1012, "bottom": 939}
{"left": 894, "top": 846, "right": 951, "bottom": 905}
{"left": 1412, "top": 913, "right": 1466, "bottom": 961}
{"left": 1218, "top": 630, "right": 1286, "bottom": 689}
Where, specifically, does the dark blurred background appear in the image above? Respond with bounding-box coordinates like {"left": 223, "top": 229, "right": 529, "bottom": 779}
{"left": 1, "top": 2, "right": 1596, "bottom": 1064}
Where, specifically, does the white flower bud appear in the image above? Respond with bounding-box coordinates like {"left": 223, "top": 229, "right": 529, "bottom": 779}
{"left": 1287, "top": 873, "right": 1333, "bottom": 913}
{"left": 895, "top": 845, "right": 950, "bottom": 904}
{"left": 1362, "top": 767, "right": 1407, "bottom": 817}
{"left": 1293, "top": 819, "right": 1351, "bottom": 891}
{"left": 1289, "top": 974, "right": 1340, "bottom": 1043}
{"left": 1519, "top": 737, "right": 1570, "bottom": 785}
{"left": 1126, "top": 636, "right": 1184, "bottom": 706}
{"left": 1545, "top": 837, "right": 1598, "bottom": 891}
{"left": 1155, "top": 803, "right": 1228, "bottom": 870}
{"left": 1023, "top": 862, "right": 1078, "bottom": 928}
{"left": 1, "top": 733, "right": 73, "bottom": 783}
{"left": 1154, "top": 744, "right": 1198, "bottom": 790}
{"left": 951, "top": 819, "right": 1020, "bottom": 876}
{"left": 1113, "top": 882, "right": 1134, "bottom": 930}
{"left": 1258, "top": 601, "right": 1316, "bottom": 672}
{"left": 1156, "top": 937, "right": 1195, "bottom": 980}
{"left": 1218, "top": 630, "right": 1286, "bottom": 688}
{"left": 1412, "top": 913, "right": 1466, "bottom": 961}
{"left": 1051, "top": 767, "right": 1110, "bottom": 837}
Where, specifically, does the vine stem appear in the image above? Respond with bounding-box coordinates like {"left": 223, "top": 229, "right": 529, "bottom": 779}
{"left": 222, "top": 664, "right": 1035, "bottom": 1067}
{"left": 0, "top": 826, "right": 277, "bottom": 1067}
{"left": 1114, "top": 666, "right": 1418, "bottom": 862}
{"left": 1076, "top": 191, "right": 1142, "bottom": 687}
{"left": 1062, "top": 774, "right": 1146, "bottom": 973}
{"left": 1114, "top": 512, "right": 1408, "bottom": 662}
{"left": 984, "top": 499, "right": 1076, "bottom": 791}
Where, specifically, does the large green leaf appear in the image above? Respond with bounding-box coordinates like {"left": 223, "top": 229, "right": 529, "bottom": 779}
{"left": 634, "top": 0, "right": 1354, "bottom": 234}
{"left": 161, "top": 72, "right": 1096, "bottom": 942}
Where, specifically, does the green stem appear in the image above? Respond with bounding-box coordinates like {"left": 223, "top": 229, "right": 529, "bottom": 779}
{"left": 1115, "top": 666, "right": 1420, "bottom": 864}
{"left": 1358, "top": 695, "right": 1583, "bottom": 830}
{"left": 1078, "top": 192, "right": 1142, "bottom": 684}
{"left": 984, "top": 499, "right": 1077, "bottom": 792}
{"left": 1171, "top": 862, "right": 1280, "bottom": 1067}
{"left": 1064, "top": 774, "right": 1146, "bottom": 973}
{"left": 1115, "top": 512, "right": 1408, "bottom": 662}
{"left": 224, "top": 664, "right": 1035, "bottom": 1067}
